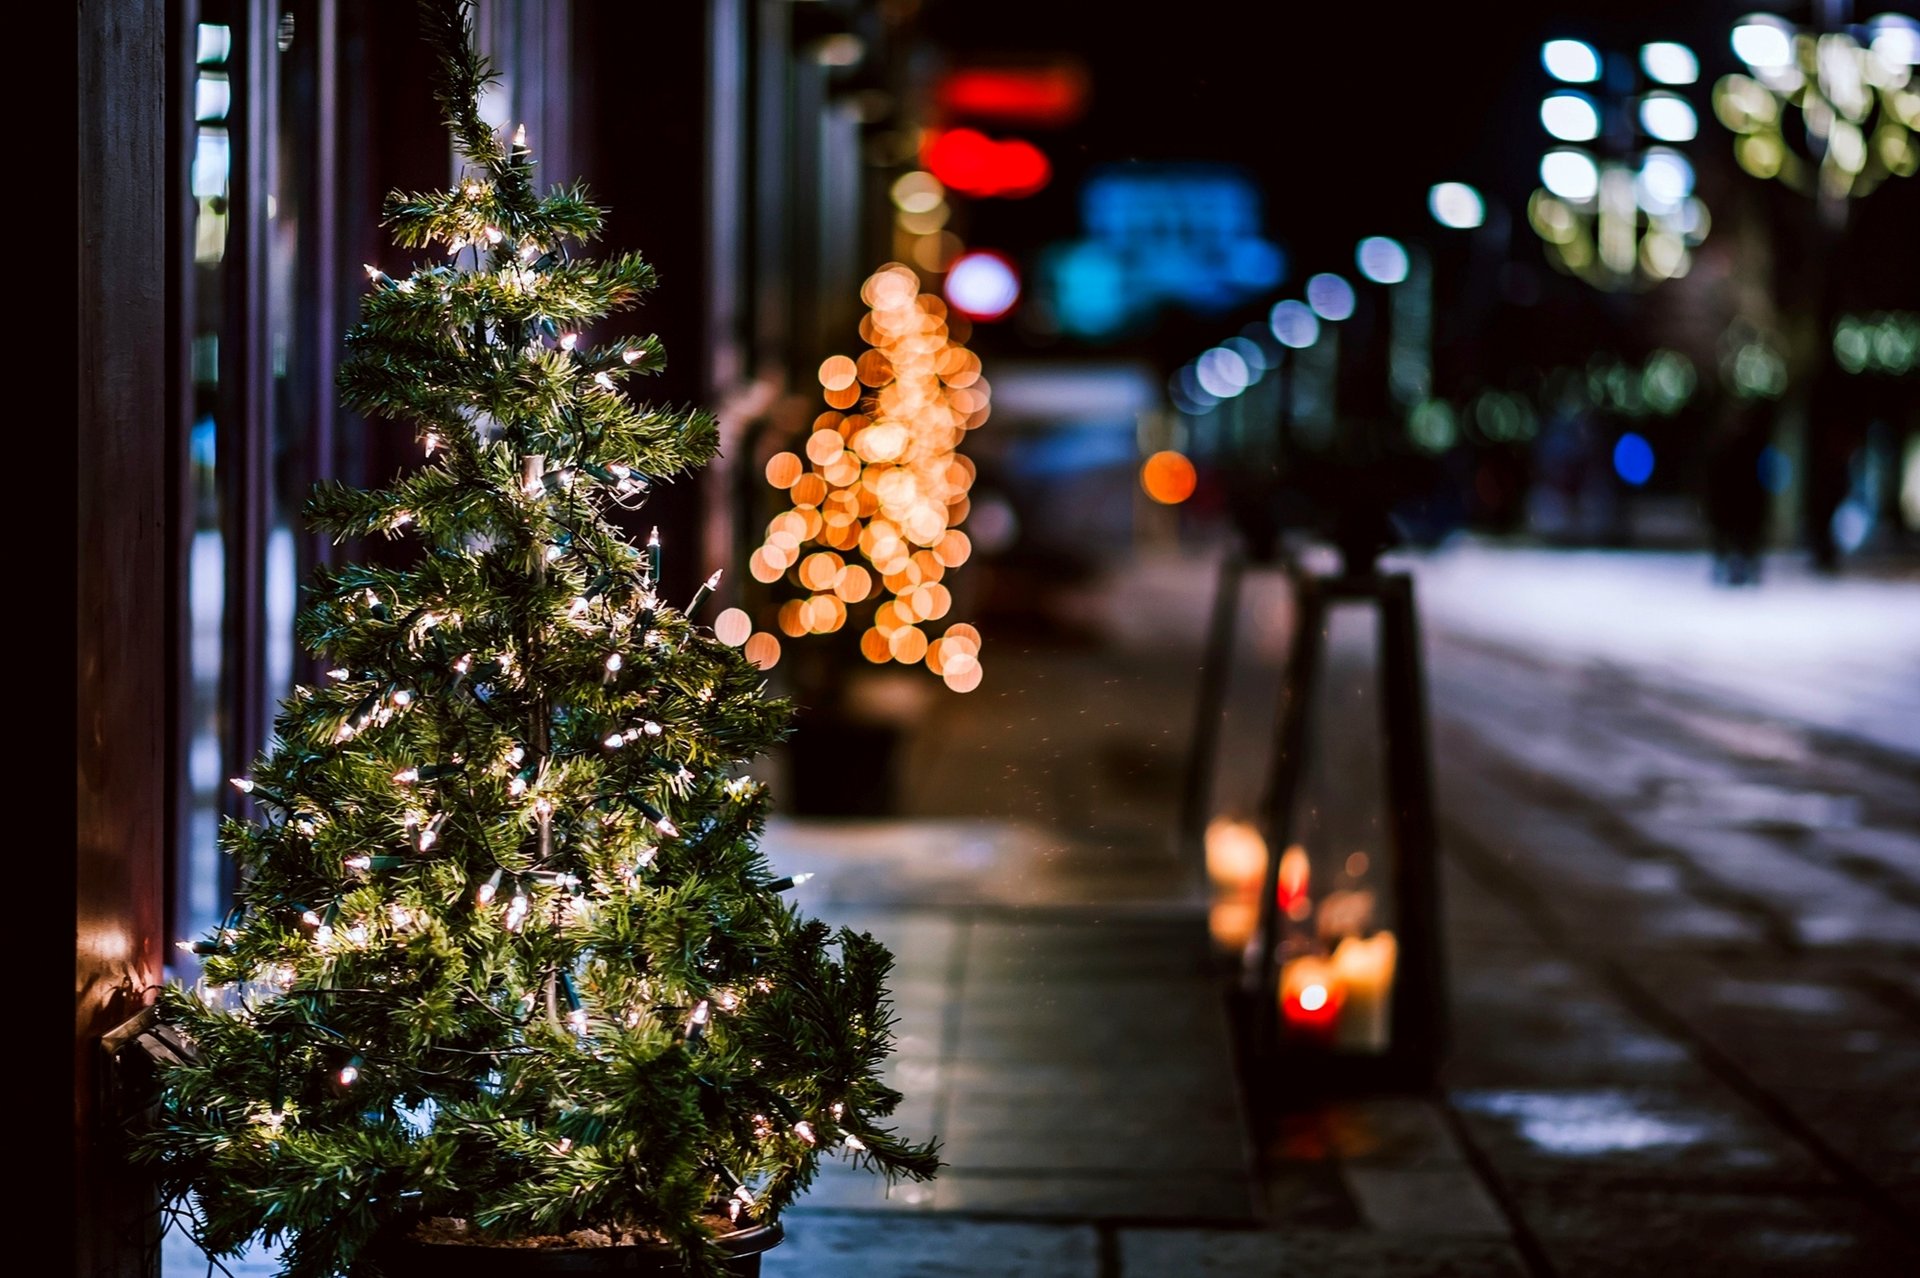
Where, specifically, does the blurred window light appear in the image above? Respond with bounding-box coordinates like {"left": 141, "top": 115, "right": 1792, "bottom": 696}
{"left": 1355, "top": 236, "right": 1410, "bottom": 285}
{"left": 891, "top": 170, "right": 946, "bottom": 214}
{"left": 1732, "top": 16, "right": 1795, "bottom": 70}
{"left": 1640, "top": 93, "right": 1698, "bottom": 141}
{"left": 1613, "top": 433, "right": 1655, "bottom": 485}
{"left": 1172, "top": 364, "right": 1218, "bottom": 414}
{"left": 1269, "top": 299, "right": 1320, "bottom": 349}
{"left": 1868, "top": 15, "right": 1919, "bottom": 68}
{"left": 1428, "top": 182, "right": 1485, "bottom": 229}
{"left": 195, "top": 73, "right": 230, "bottom": 123}
{"left": 1305, "top": 273, "right": 1356, "bottom": 322}
{"left": 1540, "top": 149, "right": 1600, "bottom": 201}
{"left": 1637, "top": 148, "right": 1695, "bottom": 209}
{"left": 196, "top": 21, "right": 231, "bottom": 65}
{"left": 1541, "top": 92, "right": 1601, "bottom": 141}
{"left": 1223, "top": 334, "right": 1271, "bottom": 373}
{"left": 1196, "top": 346, "right": 1252, "bottom": 398}
{"left": 1543, "top": 39, "right": 1602, "bottom": 83}
{"left": 945, "top": 251, "right": 1021, "bottom": 320}
{"left": 1641, "top": 41, "right": 1700, "bottom": 85}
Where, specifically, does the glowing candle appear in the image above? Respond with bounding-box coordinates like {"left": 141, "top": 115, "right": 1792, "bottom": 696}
{"left": 1279, "top": 955, "right": 1346, "bottom": 1038}
{"left": 1277, "top": 844, "right": 1311, "bottom": 919}
{"left": 1330, "top": 931, "right": 1397, "bottom": 1052}
{"left": 1204, "top": 817, "right": 1266, "bottom": 894}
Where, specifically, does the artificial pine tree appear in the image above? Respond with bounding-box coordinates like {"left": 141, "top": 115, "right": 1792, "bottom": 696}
{"left": 141, "top": 5, "right": 937, "bottom": 1273}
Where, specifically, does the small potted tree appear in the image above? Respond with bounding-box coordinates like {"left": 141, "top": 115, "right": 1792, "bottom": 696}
{"left": 140, "top": 4, "right": 937, "bottom": 1273}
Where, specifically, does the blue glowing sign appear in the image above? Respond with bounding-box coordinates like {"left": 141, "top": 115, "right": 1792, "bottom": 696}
{"left": 1040, "top": 164, "right": 1285, "bottom": 340}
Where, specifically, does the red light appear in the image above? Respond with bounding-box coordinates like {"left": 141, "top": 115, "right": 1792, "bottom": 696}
{"left": 937, "top": 66, "right": 1089, "bottom": 127}
{"left": 924, "top": 129, "right": 1052, "bottom": 199}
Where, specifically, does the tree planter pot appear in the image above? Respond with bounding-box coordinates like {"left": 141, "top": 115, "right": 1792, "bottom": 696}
{"left": 369, "top": 1222, "right": 783, "bottom": 1277}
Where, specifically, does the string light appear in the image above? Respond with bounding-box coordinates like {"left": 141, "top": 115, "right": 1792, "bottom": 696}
{"left": 326, "top": 668, "right": 349, "bottom": 680}
{"left": 559, "top": 333, "right": 578, "bottom": 351}
{"left": 843, "top": 1134, "right": 866, "bottom": 1152}
{"left": 622, "top": 347, "right": 643, "bottom": 364}
{"left": 753, "top": 262, "right": 988, "bottom": 689}
{"left": 793, "top": 1121, "right": 816, "bottom": 1145}
{"left": 394, "top": 767, "right": 420, "bottom": 784}
{"left": 766, "top": 873, "right": 814, "bottom": 892}
{"left": 593, "top": 371, "right": 615, "bottom": 391}
{"left": 605, "top": 652, "right": 623, "bottom": 672}
{"left": 688, "top": 570, "right": 721, "bottom": 616}
{"left": 504, "top": 887, "right": 530, "bottom": 932}
{"left": 392, "top": 689, "right": 413, "bottom": 706}
{"left": 230, "top": 777, "right": 254, "bottom": 793}
{"left": 477, "top": 869, "right": 504, "bottom": 905}
{"left": 338, "top": 1056, "right": 363, "bottom": 1087}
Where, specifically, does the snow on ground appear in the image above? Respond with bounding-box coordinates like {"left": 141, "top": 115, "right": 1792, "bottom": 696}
{"left": 1404, "top": 542, "right": 1920, "bottom": 759}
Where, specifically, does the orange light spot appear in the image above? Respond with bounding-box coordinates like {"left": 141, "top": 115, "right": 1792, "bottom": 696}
{"left": 818, "top": 355, "right": 858, "bottom": 391}
{"left": 714, "top": 608, "right": 752, "bottom": 647}
{"left": 743, "top": 633, "right": 781, "bottom": 670}
{"left": 1141, "top": 450, "right": 1198, "bottom": 505}
{"left": 765, "top": 452, "right": 803, "bottom": 489}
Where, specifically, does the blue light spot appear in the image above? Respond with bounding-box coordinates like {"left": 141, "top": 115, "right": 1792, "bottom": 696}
{"left": 1613, "top": 433, "right": 1655, "bottom": 486}
{"left": 1757, "top": 445, "right": 1790, "bottom": 494}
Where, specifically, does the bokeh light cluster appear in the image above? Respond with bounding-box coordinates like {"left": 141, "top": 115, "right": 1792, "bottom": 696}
{"left": 749, "top": 263, "right": 990, "bottom": 692}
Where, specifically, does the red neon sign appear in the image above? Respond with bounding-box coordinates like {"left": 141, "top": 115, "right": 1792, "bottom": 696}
{"left": 923, "top": 129, "right": 1052, "bottom": 199}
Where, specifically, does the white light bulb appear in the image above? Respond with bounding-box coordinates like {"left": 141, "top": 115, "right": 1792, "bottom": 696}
{"left": 844, "top": 1134, "right": 866, "bottom": 1152}
{"left": 691, "top": 1000, "right": 711, "bottom": 1026}
{"left": 567, "top": 1008, "right": 588, "bottom": 1034}
{"left": 605, "top": 652, "right": 623, "bottom": 672}
{"left": 594, "top": 372, "right": 615, "bottom": 391}
{"left": 485, "top": 225, "right": 503, "bottom": 244}
{"left": 391, "top": 511, "right": 414, "bottom": 528}
{"left": 508, "top": 777, "right": 528, "bottom": 797}
{"left": 655, "top": 817, "right": 679, "bottom": 839}
{"left": 394, "top": 768, "right": 420, "bottom": 784}
{"left": 569, "top": 597, "right": 590, "bottom": 617}
{"left": 793, "top": 1121, "right": 817, "bottom": 1145}
{"left": 622, "top": 348, "right": 642, "bottom": 364}
{"left": 418, "top": 828, "right": 438, "bottom": 850}
{"left": 643, "top": 721, "right": 663, "bottom": 737}
{"left": 559, "top": 333, "right": 578, "bottom": 351}
{"left": 392, "top": 689, "right": 412, "bottom": 706}
{"left": 301, "top": 909, "right": 322, "bottom": 927}
{"left": 454, "top": 654, "right": 473, "bottom": 674}
{"left": 507, "top": 746, "right": 525, "bottom": 765}
{"left": 477, "top": 882, "right": 498, "bottom": 906}
{"left": 327, "top": 667, "right": 349, "bottom": 680}
{"left": 345, "top": 855, "right": 372, "bottom": 871}
{"left": 338, "top": 1064, "right": 359, "bottom": 1086}
{"left": 604, "top": 733, "right": 626, "bottom": 749}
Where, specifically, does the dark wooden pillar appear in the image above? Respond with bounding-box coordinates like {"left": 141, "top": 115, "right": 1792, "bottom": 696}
{"left": 78, "top": 1, "right": 168, "bottom": 1274}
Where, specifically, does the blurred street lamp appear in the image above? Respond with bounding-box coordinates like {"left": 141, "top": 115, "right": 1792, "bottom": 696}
{"left": 1714, "top": 8, "right": 1919, "bottom": 217}
{"left": 1427, "top": 182, "right": 1485, "bottom": 229}
{"left": 1527, "top": 36, "right": 1711, "bottom": 291}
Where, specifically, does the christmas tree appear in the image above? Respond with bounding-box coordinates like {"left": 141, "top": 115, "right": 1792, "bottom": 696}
{"left": 141, "top": 5, "right": 938, "bottom": 1274}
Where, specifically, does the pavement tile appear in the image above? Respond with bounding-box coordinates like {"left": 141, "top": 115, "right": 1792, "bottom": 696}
{"left": 1339, "top": 1166, "right": 1510, "bottom": 1237}
{"left": 761, "top": 1216, "right": 1100, "bottom": 1278}
{"left": 935, "top": 1170, "right": 1261, "bottom": 1221}
{"left": 1321, "top": 1098, "right": 1472, "bottom": 1166}
{"left": 1508, "top": 1183, "right": 1920, "bottom": 1278}
{"left": 1116, "top": 1227, "right": 1530, "bottom": 1277}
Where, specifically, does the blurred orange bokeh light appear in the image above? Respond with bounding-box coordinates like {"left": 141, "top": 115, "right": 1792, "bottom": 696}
{"left": 1141, "top": 450, "right": 1197, "bottom": 505}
